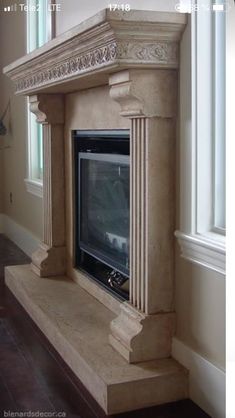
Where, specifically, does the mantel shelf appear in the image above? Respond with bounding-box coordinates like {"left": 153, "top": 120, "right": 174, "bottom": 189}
{"left": 3, "top": 9, "right": 186, "bottom": 95}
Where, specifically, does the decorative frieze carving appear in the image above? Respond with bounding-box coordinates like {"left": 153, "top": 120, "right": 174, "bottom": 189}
{"left": 117, "top": 41, "right": 178, "bottom": 63}
{"left": 15, "top": 41, "right": 178, "bottom": 94}
{"left": 16, "top": 42, "right": 118, "bottom": 93}
{"left": 4, "top": 10, "right": 186, "bottom": 95}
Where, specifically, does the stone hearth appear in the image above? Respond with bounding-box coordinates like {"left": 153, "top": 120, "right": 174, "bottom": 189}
{"left": 4, "top": 9, "right": 188, "bottom": 415}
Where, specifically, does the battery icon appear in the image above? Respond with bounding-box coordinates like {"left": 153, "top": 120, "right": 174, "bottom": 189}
{"left": 212, "top": 4, "right": 224, "bottom": 11}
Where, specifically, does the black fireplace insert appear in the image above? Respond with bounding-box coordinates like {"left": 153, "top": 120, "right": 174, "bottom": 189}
{"left": 73, "top": 130, "right": 130, "bottom": 300}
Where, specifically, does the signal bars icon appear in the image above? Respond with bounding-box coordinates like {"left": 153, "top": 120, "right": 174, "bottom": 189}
{"left": 4, "top": 4, "right": 17, "bottom": 12}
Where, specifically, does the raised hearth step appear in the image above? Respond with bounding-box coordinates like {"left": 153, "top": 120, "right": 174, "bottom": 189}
{"left": 5, "top": 265, "right": 188, "bottom": 415}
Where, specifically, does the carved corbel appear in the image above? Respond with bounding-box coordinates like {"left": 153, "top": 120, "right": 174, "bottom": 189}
{"left": 29, "top": 94, "right": 64, "bottom": 124}
{"left": 109, "top": 69, "right": 177, "bottom": 118}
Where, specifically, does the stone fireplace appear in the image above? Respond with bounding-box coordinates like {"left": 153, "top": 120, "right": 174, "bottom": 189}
{"left": 4, "top": 9, "right": 188, "bottom": 415}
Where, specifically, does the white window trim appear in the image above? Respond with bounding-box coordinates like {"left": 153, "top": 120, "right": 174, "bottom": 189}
{"left": 25, "top": 0, "right": 55, "bottom": 198}
{"left": 175, "top": 231, "right": 225, "bottom": 275}
{"left": 25, "top": 101, "right": 43, "bottom": 198}
{"left": 176, "top": 0, "right": 226, "bottom": 276}
{"left": 24, "top": 178, "right": 43, "bottom": 198}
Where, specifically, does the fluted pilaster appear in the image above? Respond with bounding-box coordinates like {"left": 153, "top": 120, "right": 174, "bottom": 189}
{"left": 29, "top": 94, "right": 66, "bottom": 277}
{"left": 130, "top": 117, "right": 148, "bottom": 313}
{"left": 43, "top": 124, "right": 52, "bottom": 247}
{"left": 109, "top": 69, "right": 176, "bottom": 362}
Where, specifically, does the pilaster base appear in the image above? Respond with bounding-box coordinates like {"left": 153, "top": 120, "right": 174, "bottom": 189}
{"left": 31, "top": 243, "right": 66, "bottom": 277}
{"left": 109, "top": 302, "right": 175, "bottom": 363}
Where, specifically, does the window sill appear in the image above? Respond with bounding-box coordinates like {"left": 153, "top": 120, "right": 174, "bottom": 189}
{"left": 175, "top": 230, "right": 226, "bottom": 276}
{"left": 25, "top": 178, "right": 43, "bottom": 198}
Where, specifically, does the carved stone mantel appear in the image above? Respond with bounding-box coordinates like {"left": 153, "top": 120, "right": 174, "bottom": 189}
{"left": 3, "top": 5, "right": 187, "bottom": 390}
{"left": 3, "top": 10, "right": 186, "bottom": 95}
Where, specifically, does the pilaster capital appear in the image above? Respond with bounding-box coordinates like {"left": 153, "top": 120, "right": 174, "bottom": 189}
{"left": 29, "top": 94, "right": 65, "bottom": 124}
{"left": 109, "top": 69, "right": 177, "bottom": 118}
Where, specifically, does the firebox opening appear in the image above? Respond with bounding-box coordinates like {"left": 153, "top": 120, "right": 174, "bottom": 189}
{"left": 73, "top": 130, "right": 130, "bottom": 300}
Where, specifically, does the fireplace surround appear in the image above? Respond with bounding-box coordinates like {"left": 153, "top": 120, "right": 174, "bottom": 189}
{"left": 4, "top": 9, "right": 188, "bottom": 415}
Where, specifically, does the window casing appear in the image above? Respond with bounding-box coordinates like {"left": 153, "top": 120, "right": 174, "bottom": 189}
{"left": 213, "top": 0, "right": 226, "bottom": 232}
{"left": 25, "top": 0, "right": 55, "bottom": 197}
{"left": 175, "top": 0, "right": 226, "bottom": 275}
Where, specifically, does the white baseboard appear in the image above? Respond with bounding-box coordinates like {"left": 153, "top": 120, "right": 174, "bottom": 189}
{"left": 172, "top": 337, "right": 225, "bottom": 418}
{"left": 0, "top": 214, "right": 40, "bottom": 257}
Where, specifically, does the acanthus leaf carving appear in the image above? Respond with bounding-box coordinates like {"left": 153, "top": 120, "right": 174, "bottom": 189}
{"left": 116, "top": 41, "right": 178, "bottom": 63}
{"left": 16, "top": 42, "right": 118, "bottom": 93}
{"left": 15, "top": 41, "right": 178, "bottom": 94}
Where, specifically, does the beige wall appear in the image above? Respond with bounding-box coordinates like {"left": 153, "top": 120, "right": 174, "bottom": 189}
{"left": 0, "top": 153, "right": 3, "bottom": 214}
{"left": 56, "top": 0, "right": 178, "bottom": 35}
{"left": 175, "top": 17, "right": 225, "bottom": 370}
{"left": 175, "top": 251, "right": 225, "bottom": 368}
{"left": 0, "top": 2, "right": 43, "bottom": 239}
{"left": 0, "top": 45, "right": 4, "bottom": 214}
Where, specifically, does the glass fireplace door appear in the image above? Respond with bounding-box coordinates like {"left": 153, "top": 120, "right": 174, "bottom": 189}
{"left": 79, "top": 153, "right": 130, "bottom": 276}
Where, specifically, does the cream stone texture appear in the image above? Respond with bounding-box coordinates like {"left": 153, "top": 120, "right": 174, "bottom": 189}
{"left": 56, "top": 1, "right": 182, "bottom": 35}
{"left": 0, "top": 11, "right": 226, "bottom": 417}
{"left": 106, "top": 69, "right": 177, "bottom": 361}
{"left": 146, "top": 118, "right": 175, "bottom": 313}
{"left": 109, "top": 303, "right": 176, "bottom": 363}
{"left": 5, "top": 265, "right": 188, "bottom": 415}
{"left": 3, "top": 9, "right": 189, "bottom": 413}
{"left": 3, "top": 10, "right": 186, "bottom": 96}
{"left": 29, "top": 95, "right": 66, "bottom": 277}
{"left": 65, "top": 85, "right": 130, "bottom": 315}
{"left": 109, "top": 70, "right": 178, "bottom": 118}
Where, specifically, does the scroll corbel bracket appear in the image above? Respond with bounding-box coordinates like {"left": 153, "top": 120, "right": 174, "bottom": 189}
{"left": 29, "top": 94, "right": 64, "bottom": 124}
{"left": 109, "top": 69, "right": 177, "bottom": 119}
{"left": 109, "top": 72, "right": 144, "bottom": 118}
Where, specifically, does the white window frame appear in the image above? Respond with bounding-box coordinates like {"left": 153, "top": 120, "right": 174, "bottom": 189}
{"left": 212, "top": 0, "right": 226, "bottom": 232}
{"left": 175, "top": 0, "right": 226, "bottom": 275}
{"left": 25, "top": 0, "right": 55, "bottom": 198}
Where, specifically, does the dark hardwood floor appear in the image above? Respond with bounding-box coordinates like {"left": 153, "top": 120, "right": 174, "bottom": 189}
{"left": 0, "top": 234, "right": 211, "bottom": 418}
